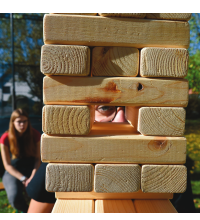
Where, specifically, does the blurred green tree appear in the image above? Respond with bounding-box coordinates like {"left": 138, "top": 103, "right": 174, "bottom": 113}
{"left": 0, "top": 13, "right": 44, "bottom": 115}
{"left": 187, "top": 13, "right": 200, "bottom": 93}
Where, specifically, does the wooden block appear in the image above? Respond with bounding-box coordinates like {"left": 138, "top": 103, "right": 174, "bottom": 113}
{"left": 138, "top": 107, "right": 186, "bottom": 136}
{"left": 146, "top": 13, "right": 191, "bottom": 21}
{"left": 141, "top": 165, "right": 187, "bottom": 193}
{"left": 55, "top": 190, "right": 173, "bottom": 200}
{"left": 51, "top": 13, "right": 97, "bottom": 16}
{"left": 94, "top": 164, "right": 141, "bottom": 193}
{"left": 133, "top": 199, "right": 177, "bottom": 213}
{"left": 91, "top": 47, "right": 139, "bottom": 76}
{"left": 140, "top": 48, "right": 189, "bottom": 78}
{"left": 52, "top": 199, "right": 94, "bottom": 213}
{"left": 98, "top": 13, "right": 146, "bottom": 18}
{"left": 90, "top": 122, "right": 138, "bottom": 135}
{"left": 42, "top": 105, "right": 94, "bottom": 135}
{"left": 43, "top": 14, "right": 190, "bottom": 48}
{"left": 43, "top": 76, "right": 188, "bottom": 107}
{"left": 41, "top": 45, "right": 90, "bottom": 76}
{"left": 125, "top": 106, "right": 139, "bottom": 129}
{"left": 41, "top": 134, "right": 186, "bottom": 164}
{"left": 95, "top": 200, "right": 136, "bottom": 213}
{"left": 46, "top": 163, "right": 94, "bottom": 192}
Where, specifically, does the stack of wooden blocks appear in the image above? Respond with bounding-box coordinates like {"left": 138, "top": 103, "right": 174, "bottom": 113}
{"left": 40, "top": 13, "right": 191, "bottom": 213}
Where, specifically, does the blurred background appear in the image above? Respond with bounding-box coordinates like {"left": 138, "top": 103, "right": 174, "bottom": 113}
{"left": 0, "top": 13, "right": 200, "bottom": 212}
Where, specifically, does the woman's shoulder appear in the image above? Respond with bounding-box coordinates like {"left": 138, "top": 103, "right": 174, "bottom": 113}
{"left": 0, "top": 132, "right": 9, "bottom": 145}
{"left": 31, "top": 128, "right": 41, "bottom": 143}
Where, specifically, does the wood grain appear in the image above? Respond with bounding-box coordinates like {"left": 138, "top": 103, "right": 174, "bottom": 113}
{"left": 99, "top": 13, "right": 146, "bottom": 18}
{"left": 146, "top": 13, "right": 191, "bottom": 21}
{"left": 94, "top": 164, "right": 141, "bottom": 193}
{"left": 41, "top": 134, "right": 186, "bottom": 164}
{"left": 41, "top": 45, "right": 90, "bottom": 76}
{"left": 91, "top": 47, "right": 139, "bottom": 76}
{"left": 52, "top": 199, "right": 94, "bottom": 213}
{"left": 125, "top": 107, "right": 139, "bottom": 129}
{"left": 141, "top": 165, "right": 187, "bottom": 193}
{"left": 43, "top": 76, "right": 189, "bottom": 107}
{"left": 95, "top": 200, "right": 136, "bottom": 213}
{"left": 133, "top": 199, "right": 177, "bottom": 213}
{"left": 43, "top": 14, "right": 190, "bottom": 48}
{"left": 51, "top": 13, "right": 97, "bottom": 15}
{"left": 55, "top": 190, "right": 173, "bottom": 200}
{"left": 89, "top": 122, "right": 138, "bottom": 135}
{"left": 42, "top": 105, "right": 94, "bottom": 135}
{"left": 46, "top": 163, "right": 94, "bottom": 192}
{"left": 140, "top": 47, "right": 189, "bottom": 78}
{"left": 138, "top": 107, "right": 186, "bottom": 136}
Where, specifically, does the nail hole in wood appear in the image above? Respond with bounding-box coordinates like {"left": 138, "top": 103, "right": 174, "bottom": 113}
{"left": 137, "top": 83, "right": 143, "bottom": 91}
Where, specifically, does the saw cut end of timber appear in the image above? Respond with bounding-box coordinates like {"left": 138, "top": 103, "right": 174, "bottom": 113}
{"left": 94, "top": 164, "right": 141, "bottom": 193}
{"left": 138, "top": 107, "right": 186, "bottom": 136}
{"left": 41, "top": 45, "right": 90, "bottom": 76}
{"left": 42, "top": 105, "right": 94, "bottom": 135}
{"left": 91, "top": 47, "right": 139, "bottom": 77}
{"left": 46, "top": 163, "right": 94, "bottom": 192}
{"left": 140, "top": 47, "right": 189, "bottom": 78}
{"left": 145, "top": 13, "right": 191, "bottom": 21}
{"left": 141, "top": 165, "right": 187, "bottom": 193}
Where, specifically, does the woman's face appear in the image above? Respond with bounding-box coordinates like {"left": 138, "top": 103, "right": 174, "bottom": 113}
{"left": 13, "top": 116, "right": 28, "bottom": 135}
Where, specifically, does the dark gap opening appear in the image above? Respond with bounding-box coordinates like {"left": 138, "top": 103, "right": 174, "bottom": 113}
{"left": 137, "top": 83, "right": 143, "bottom": 91}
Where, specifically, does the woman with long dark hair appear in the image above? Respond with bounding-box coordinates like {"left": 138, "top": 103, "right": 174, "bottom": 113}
{"left": 0, "top": 108, "right": 41, "bottom": 213}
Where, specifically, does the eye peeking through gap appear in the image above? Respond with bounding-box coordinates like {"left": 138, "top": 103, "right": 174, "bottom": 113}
{"left": 94, "top": 105, "right": 127, "bottom": 123}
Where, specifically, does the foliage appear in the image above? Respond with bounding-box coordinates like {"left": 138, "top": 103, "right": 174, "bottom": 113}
{"left": 0, "top": 13, "right": 44, "bottom": 115}
{"left": 185, "top": 119, "right": 200, "bottom": 174}
{"left": 186, "top": 51, "right": 200, "bottom": 92}
{"left": 185, "top": 13, "right": 200, "bottom": 93}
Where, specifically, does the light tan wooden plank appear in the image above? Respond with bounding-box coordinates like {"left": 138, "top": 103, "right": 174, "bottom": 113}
{"left": 42, "top": 105, "right": 94, "bottom": 135}
{"left": 41, "top": 134, "right": 186, "bottom": 164}
{"left": 43, "top": 14, "right": 190, "bottom": 48}
{"left": 55, "top": 190, "right": 173, "bottom": 200}
{"left": 52, "top": 199, "right": 94, "bottom": 213}
{"left": 133, "top": 199, "right": 177, "bottom": 213}
{"left": 95, "top": 200, "right": 136, "bottom": 213}
{"left": 51, "top": 13, "right": 97, "bottom": 15}
{"left": 140, "top": 48, "right": 189, "bottom": 78}
{"left": 91, "top": 47, "right": 139, "bottom": 76}
{"left": 90, "top": 122, "right": 138, "bottom": 135}
{"left": 41, "top": 45, "right": 90, "bottom": 76}
{"left": 146, "top": 13, "right": 191, "bottom": 21}
{"left": 94, "top": 164, "right": 140, "bottom": 193}
{"left": 46, "top": 163, "right": 94, "bottom": 192}
{"left": 138, "top": 107, "right": 186, "bottom": 136}
{"left": 43, "top": 76, "right": 188, "bottom": 107}
{"left": 125, "top": 106, "right": 139, "bottom": 129}
{"left": 98, "top": 13, "right": 146, "bottom": 18}
{"left": 141, "top": 165, "right": 187, "bottom": 193}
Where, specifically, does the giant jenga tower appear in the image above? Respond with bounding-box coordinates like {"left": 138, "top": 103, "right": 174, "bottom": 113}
{"left": 41, "top": 13, "right": 191, "bottom": 213}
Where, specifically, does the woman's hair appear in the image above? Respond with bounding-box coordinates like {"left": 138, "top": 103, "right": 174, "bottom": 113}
{"left": 8, "top": 108, "right": 36, "bottom": 158}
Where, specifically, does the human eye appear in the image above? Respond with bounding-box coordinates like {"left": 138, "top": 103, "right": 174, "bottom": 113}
{"left": 97, "top": 106, "right": 116, "bottom": 116}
